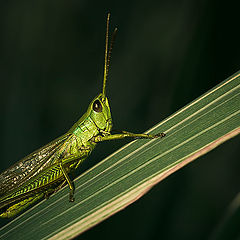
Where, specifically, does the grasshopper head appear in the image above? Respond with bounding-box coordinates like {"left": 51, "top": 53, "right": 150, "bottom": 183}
{"left": 71, "top": 15, "right": 116, "bottom": 136}
{"left": 89, "top": 93, "right": 112, "bottom": 133}
{"left": 85, "top": 14, "right": 116, "bottom": 134}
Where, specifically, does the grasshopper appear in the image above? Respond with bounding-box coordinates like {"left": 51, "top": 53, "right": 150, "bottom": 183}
{"left": 0, "top": 14, "right": 165, "bottom": 218}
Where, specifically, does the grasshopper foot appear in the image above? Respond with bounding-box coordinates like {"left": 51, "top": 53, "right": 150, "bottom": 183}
{"left": 69, "top": 190, "right": 75, "bottom": 202}
{"left": 154, "top": 132, "right": 166, "bottom": 138}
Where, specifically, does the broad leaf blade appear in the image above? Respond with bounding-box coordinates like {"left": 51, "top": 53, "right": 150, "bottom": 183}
{"left": 0, "top": 71, "right": 239, "bottom": 240}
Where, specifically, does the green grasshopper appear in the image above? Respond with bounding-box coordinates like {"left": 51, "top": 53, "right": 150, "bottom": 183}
{"left": 0, "top": 14, "right": 165, "bottom": 218}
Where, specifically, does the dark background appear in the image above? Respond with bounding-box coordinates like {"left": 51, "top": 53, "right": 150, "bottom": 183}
{"left": 0, "top": 0, "right": 240, "bottom": 239}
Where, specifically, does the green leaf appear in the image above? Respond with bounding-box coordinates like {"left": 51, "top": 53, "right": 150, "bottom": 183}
{"left": 0, "top": 71, "right": 239, "bottom": 240}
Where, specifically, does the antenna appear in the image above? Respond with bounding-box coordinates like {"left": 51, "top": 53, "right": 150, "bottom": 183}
{"left": 102, "top": 13, "right": 117, "bottom": 98}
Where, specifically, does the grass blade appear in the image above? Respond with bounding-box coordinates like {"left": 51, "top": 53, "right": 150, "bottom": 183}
{"left": 0, "top": 71, "right": 239, "bottom": 240}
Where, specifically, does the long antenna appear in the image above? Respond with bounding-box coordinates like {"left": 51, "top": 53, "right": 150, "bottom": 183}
{"left": 102, "top": 13, "right": 117, "bottom": 98}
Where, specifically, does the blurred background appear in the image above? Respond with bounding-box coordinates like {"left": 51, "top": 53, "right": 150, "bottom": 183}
{"left": 0, "top": 0, "right": 240, "bottom": 239}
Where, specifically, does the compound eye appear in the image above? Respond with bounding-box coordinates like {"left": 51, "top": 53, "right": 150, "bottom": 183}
{"left": 93, "top": 100, "right": 102, "bottom": 112}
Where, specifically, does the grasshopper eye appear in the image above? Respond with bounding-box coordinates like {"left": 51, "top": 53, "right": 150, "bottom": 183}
{"left": 93, "top": 100, "right": 102, "bottom": 112}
